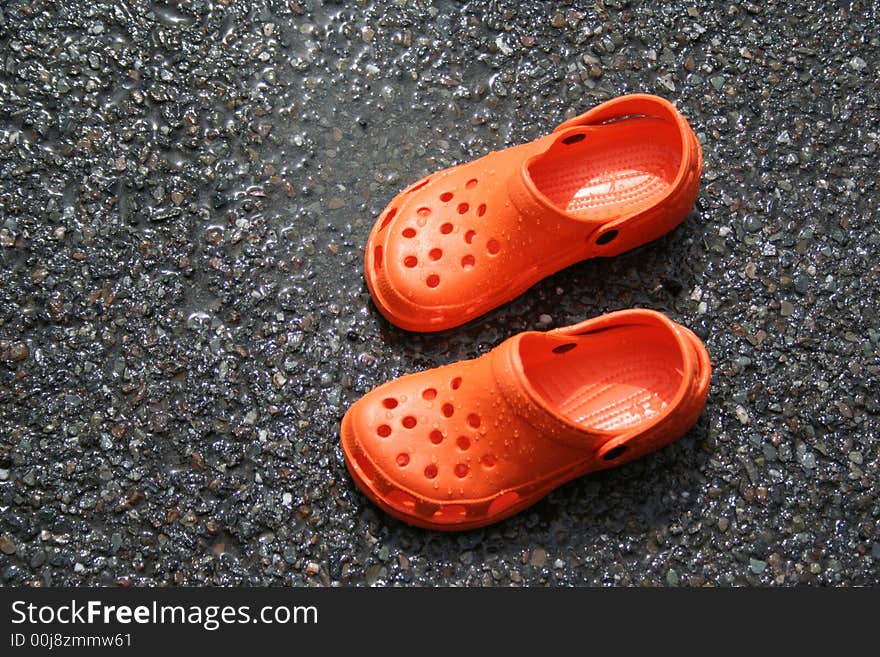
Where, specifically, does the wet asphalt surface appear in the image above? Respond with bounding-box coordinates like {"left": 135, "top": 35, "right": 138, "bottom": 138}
{"left": 0, "top": 0, "right": 878, "bottom": 586}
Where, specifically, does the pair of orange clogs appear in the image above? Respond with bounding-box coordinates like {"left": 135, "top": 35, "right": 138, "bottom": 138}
{"left": 340, "top": 95, "right": 711, "bottom": 530}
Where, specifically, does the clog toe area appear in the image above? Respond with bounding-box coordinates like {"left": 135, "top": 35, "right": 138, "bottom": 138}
{"left": 340, "top": 357, "right": 590, "bottom": 530}
{"left": 364, "top": 149, "right": 530, "bottom": 333}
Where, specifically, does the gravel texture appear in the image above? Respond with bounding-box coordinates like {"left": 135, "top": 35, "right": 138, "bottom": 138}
{"left": 1, "top": 0, "right": 878, "bottom": 586}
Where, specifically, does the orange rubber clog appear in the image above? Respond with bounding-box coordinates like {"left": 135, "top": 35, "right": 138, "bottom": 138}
{"left": 365, "top": 94, "right": 702, "bottom": 332}
{"left": 341, "top": 309, "right": 711, "bottom": 531}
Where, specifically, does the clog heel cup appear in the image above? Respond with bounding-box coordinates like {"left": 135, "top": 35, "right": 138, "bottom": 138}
{"left": 365, "top": 94, "right": 703, "bottom": 332}
{"left": 341, "top": 309, "right": 711, "bottom": 531}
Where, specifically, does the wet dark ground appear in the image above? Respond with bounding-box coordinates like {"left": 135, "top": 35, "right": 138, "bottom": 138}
{"left": 0, "top": 0, "right": 878, "bottom": 586}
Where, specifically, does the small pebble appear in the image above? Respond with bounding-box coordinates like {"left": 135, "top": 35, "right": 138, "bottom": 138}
{"left": 849, "top": 56, "right": 867, "bottom": 71}
{"left": 0, "top": 535, "right": 16, "bottom": 555}
{"left": 529, "top": 547, "right": 547, "bottom": 567}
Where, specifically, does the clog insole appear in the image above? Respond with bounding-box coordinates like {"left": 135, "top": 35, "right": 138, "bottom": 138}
{"left": 519, "top": 325, "right": 684, "bottom": 432}
{"left": 528, "top": 117, "right": 683, "bottom": 221}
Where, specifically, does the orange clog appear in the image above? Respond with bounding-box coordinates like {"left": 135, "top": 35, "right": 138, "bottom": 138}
{"left": 365, "top": 94, "right": 702, "bottom": 332}
{"left": 341, "top": 309, "right": 711, "bottom": 531}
